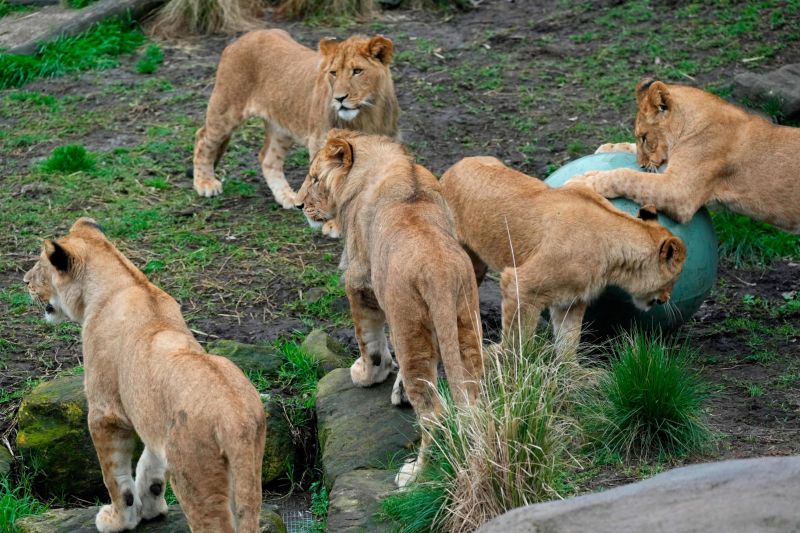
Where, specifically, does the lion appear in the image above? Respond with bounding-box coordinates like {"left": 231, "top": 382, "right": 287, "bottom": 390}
{"left": 440, "top": 157, "right": 686, "bottom": 358}
{"left": 294, "top": 130, "right": 483, "bottom": 487}
{"left": 192, "top": 29, "right": 400, "bottom": 221}
{"left": 578, "top": 79, "right": 800, "bottom": 232}
{"left": 23, "top": 218, "right": 266, "bottom": 533}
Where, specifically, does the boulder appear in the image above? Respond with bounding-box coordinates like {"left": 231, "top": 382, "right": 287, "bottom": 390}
{"left": 16, "top": 503, "right": 286, "bottom": 532}
{"left": 316, "top": 368, "right": 419, "bottom": 487}
{"left": 15, "top": 374, "right": 105, "bottom": 501}
{"left": 301, "top": 329, "right": 352, "bottom": 374}
{"left": 0, "top": 446, "right": 13, "bottom": 477}
{"left": 734, "top": 63, "right": 800, "bottom": 119}
{"left": 477, "top": 455, "right": 800, "bottom": 533}
{"left": 262, "top": 396, "right": 297, "bottom": 485}
{"left": 327, "top": 469, "right": 395, "bottom": 532}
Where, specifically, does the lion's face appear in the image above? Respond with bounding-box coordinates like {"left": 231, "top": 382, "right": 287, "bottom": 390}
{"left": 634, "top": 79, "right": 672, "bottom": 171}
{"left": 627, "top": 231, "right": 686, "bottom": 312}
{"left": 23, "top": 247, "right": 71, "bottom": 323}
{"left": 319, "top": 36, "right": 394, "bottom": 123}
{"left": 296, "top": 130, "right": 358, "bottom": 229}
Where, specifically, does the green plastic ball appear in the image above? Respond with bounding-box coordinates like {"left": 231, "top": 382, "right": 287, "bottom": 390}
{"left": 544, "top": 152, "right": 718, "bottom": 333}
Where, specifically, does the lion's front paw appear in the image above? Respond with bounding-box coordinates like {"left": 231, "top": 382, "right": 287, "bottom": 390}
{"left": 95, "top": 502, "right": 140, "bottom": 533}
{"left": 322, "top": 219, "right": 341, "bottom": 239}
{"left": 395, "top": 459, "right": 421, "bottom": 488}
{"left": 272, "top": 186, "right": 297, "bottom": 210}
{"left": 350, "top": 356, "right": 392, "bottom": 387}
{"left": 566, "top": 170, "right": 602, "bottom": 188}
{"left": 595, "top": 142, "right": 636, "bottom": 154}
{"left": 194, "top": 177, "right": 223, "bottom": 197}
{"left": 139, "top": 484, "right": 168, "bottom": 521}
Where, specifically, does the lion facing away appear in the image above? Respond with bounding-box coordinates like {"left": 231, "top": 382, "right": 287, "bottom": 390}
{"left": 24, "top": 218, "right": 266, "bottom": 533}
{"left": 193, "top": 29, "right": 400, "bottom": 218}
{"left": 295, "top": 130, "right": 483, "bottom": 486}
{"left": 581, "top": 79, "right": 800, "bottom": 232}
{"left": 441, "top": 157, "right": 686, "bottom": 358}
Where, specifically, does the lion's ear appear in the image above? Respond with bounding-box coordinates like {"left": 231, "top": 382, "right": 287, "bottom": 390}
{"left": 44, "top": 240, "right": 72, "bottom": 273}
{"left": 641, "top": 80, "right": 671, "bottom": 113}
{"left": 368, "top": 36, "right": 393, "bottom": 65}
{"left": 659, "top": 236, "right": 685, "bottom": 274}
{"left": 637, "top": 204, "right": 658, "bottom": 221}
{"left": 326, "top": 138, "right": 354, "bottom": 171}
{"left": 319, "top": 37, "right": 339, "bottom": 56}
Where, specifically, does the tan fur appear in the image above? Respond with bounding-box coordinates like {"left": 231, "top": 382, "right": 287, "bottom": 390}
{"left": 23, "top": 219, "right": 265, "bottom": 533}
{"left": 294, "top": 131, "right": 483, "bottom": 486}
{"left": 585, "top": 79, "right": 800, "bottom": 232}
{"left": 440, "top": 157, "right": 686, "bottom": 358}
{"left": 193, "top": 29, "right": 400, "bottom": 217}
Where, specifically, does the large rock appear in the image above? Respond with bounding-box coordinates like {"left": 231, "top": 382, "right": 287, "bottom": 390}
{"left": 0, "top": 446, "right": 13, "bottom": 477}
{"left": 327, "top": 469, "right": 395, "bottom": 532}
{"left": 15, "top": 374, "right": 104, "bottom": 501}
{"left": 316, "top": 368, "right": 419, "bottom": 487}
{"left": 16, "top": 504, "right": 286, "bottom": 532}
{"left": 477, "top": 456, "right": 800, "bottom": 533}
{"left": 17, "top": 342, "right": 297, "bottom": 499}
{"left": 734, "top": 63, "right": 800, "bottom": 119}
{"left": 301, "top": 329, "right": 352, "bottom": 374}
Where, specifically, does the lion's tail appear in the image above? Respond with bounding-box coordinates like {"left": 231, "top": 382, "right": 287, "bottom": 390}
{"left": 221, "top": 406, "right": 265, "bottom": 533}
{"left": 428, "top": 269, "right": 483, "bottom": 407}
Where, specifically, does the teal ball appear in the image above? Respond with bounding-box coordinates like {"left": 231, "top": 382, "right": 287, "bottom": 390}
{"left": 544, "top": 152, "right": 718, "bottom": 333}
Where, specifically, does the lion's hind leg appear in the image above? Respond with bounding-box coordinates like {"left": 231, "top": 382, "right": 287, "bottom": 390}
{"left": 347, "top": 286, "right": 394, "bottom": 387}
{"left": 259, "top": 126, "right": 296, "bottom": 209}
{"left": 135, "top": 446, "right": 169, "bottom": 521}
{"left": 168, "top": 438, "right": 235, "bottom": 533}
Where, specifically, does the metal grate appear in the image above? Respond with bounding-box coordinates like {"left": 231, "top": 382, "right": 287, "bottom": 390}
{"left": 267, "top": 492, "right": 315, "bottom": 533}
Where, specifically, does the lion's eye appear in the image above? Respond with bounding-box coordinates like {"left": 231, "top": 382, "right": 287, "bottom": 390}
{"left": 329, "top": 70, "right": 337, "bottom": 77}
{"left": 352, "top": 68, "right": 363, "bottom": 75}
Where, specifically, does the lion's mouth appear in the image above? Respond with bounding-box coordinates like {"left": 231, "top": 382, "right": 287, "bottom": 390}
{"left": 337, "top": 105, "right": 360, "bottom": 121}
{"left": 45, "top": 303, "right": 55, "bottom": 314}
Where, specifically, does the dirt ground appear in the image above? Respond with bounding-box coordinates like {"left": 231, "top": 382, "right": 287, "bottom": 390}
{"left": 2, "top": 0, "right": 799, "bottom": 496}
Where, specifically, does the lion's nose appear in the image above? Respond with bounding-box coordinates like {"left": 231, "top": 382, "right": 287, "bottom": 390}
{"left": 296, "top": 204, "right": 304, "bottom": 210}
{"left": 334, "top": 94, "right": 348, "bottom": 103}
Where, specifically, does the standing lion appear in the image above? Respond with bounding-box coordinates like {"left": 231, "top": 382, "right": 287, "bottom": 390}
{"left": 24, "top": 218, "right": 266, "bottom": 533}
{"left": 193, "top": 29, "right": 400, "bottom": 221}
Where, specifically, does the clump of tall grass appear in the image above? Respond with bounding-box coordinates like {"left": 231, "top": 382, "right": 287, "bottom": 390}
{"left": 383, "top": 336, "right": 587, "bottom": 532}
{"left": 583, "top": 332, "right": 713, "bottom": 461}
{"left": 148, "top": 0, "right": 262, "bottom": 37}
{"left": 41, "top": 144, "right": 95, "bottom": 173}
{"left": 0, "top": 470, "right": 49, "bottom": 532}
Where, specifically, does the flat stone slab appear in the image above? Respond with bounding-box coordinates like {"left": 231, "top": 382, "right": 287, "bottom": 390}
{"left": 316, "top": 368, "right": 419, "bottom": 487}
{"left": 477, "top": 455, "right": 800, "bottom": 533}
{"left": 327, "top": 469, "right": 395, "bottom": 532}
{"left": 0, "top": 0, "right": 162, "bottom": 55}
{"left": 734, "top": 63, "right": 800, "bottom": 119}
{"left": 16, "top": 504, "right": 286, "bottom": 532}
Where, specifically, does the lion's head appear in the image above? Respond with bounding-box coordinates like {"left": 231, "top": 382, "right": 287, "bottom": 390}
{"left": 23, "top": 218, "right": 104, "bottom": 323}
{"left": 634, "top": 79, "right": 674, "bottom": 171}
{"left": 318, "top": 35, "right": 395, "bottom": 124}
{"left": 625, "top": 205, "right": 687, "bottom": 311}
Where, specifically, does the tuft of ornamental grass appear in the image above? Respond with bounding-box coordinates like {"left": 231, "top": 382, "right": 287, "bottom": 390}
{"left": 383, "top": 335, "right": 586, "bottom": 532}
{"left": 148, "top": 0, "right": 262, "bottom": 38}
{"left": 0, "top": 471, "right": 48, "bottom": 532}
{"left": 711, "top": 209, "right": 800, "bottom": 267}
{"left": 0, "top": 17, "right": 144, "bottom": 90}
{"left": 583, "top": 332, "right": 713, "bottom": 461}
{"left": 41, "top": 144, "right": 95, "bottom": 173}
{"left": 276, "top": 0, "right": 375, "bottom": 19}
{"left": 136, "top": 44, "right": 164, "bottom": 74}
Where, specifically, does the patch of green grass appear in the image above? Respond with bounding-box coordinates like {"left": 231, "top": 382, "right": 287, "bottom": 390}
{"left": 747, "top": 384, "right": 763, "bottom": 398}
{"left": 0, "top": 0, "right": 28, "bottom": 18}
{"left": 66, "top": 0, "right": 98, "bottom": 8}
{"left": 583, "top": 332, "right": 713, "bottom": 461}
{"left": 309, "top": 480, "right": 329, "bottom": 532}
{"left": 0, "top": 470, "right": 48, "bottom": 532}
{"left": 136, "top": 44, "right": 164, "bottom": 75}
{"left": 41, "top": 144, "right": 95, "bottom": 173}
{"left": 0, "top": 17, "right": 145, "bottom": 89}
{"left": 711, "top": 210, "right": 800, "bottom": 266}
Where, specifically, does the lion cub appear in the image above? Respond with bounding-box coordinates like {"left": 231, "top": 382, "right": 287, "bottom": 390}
{"left": 582, "top": 79, "right": 800, "bottom": 232}
{"left": 295, "top": 130, "right": 483, "bottom": 486}
{"left": 23, "top": 218, "right": 266, "bottom": 533}
{"left": 193, "top": 29, "right": 400, "bottom": 219}
{"left": 441, "top": 157, "right": 686, "bottom": 357}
